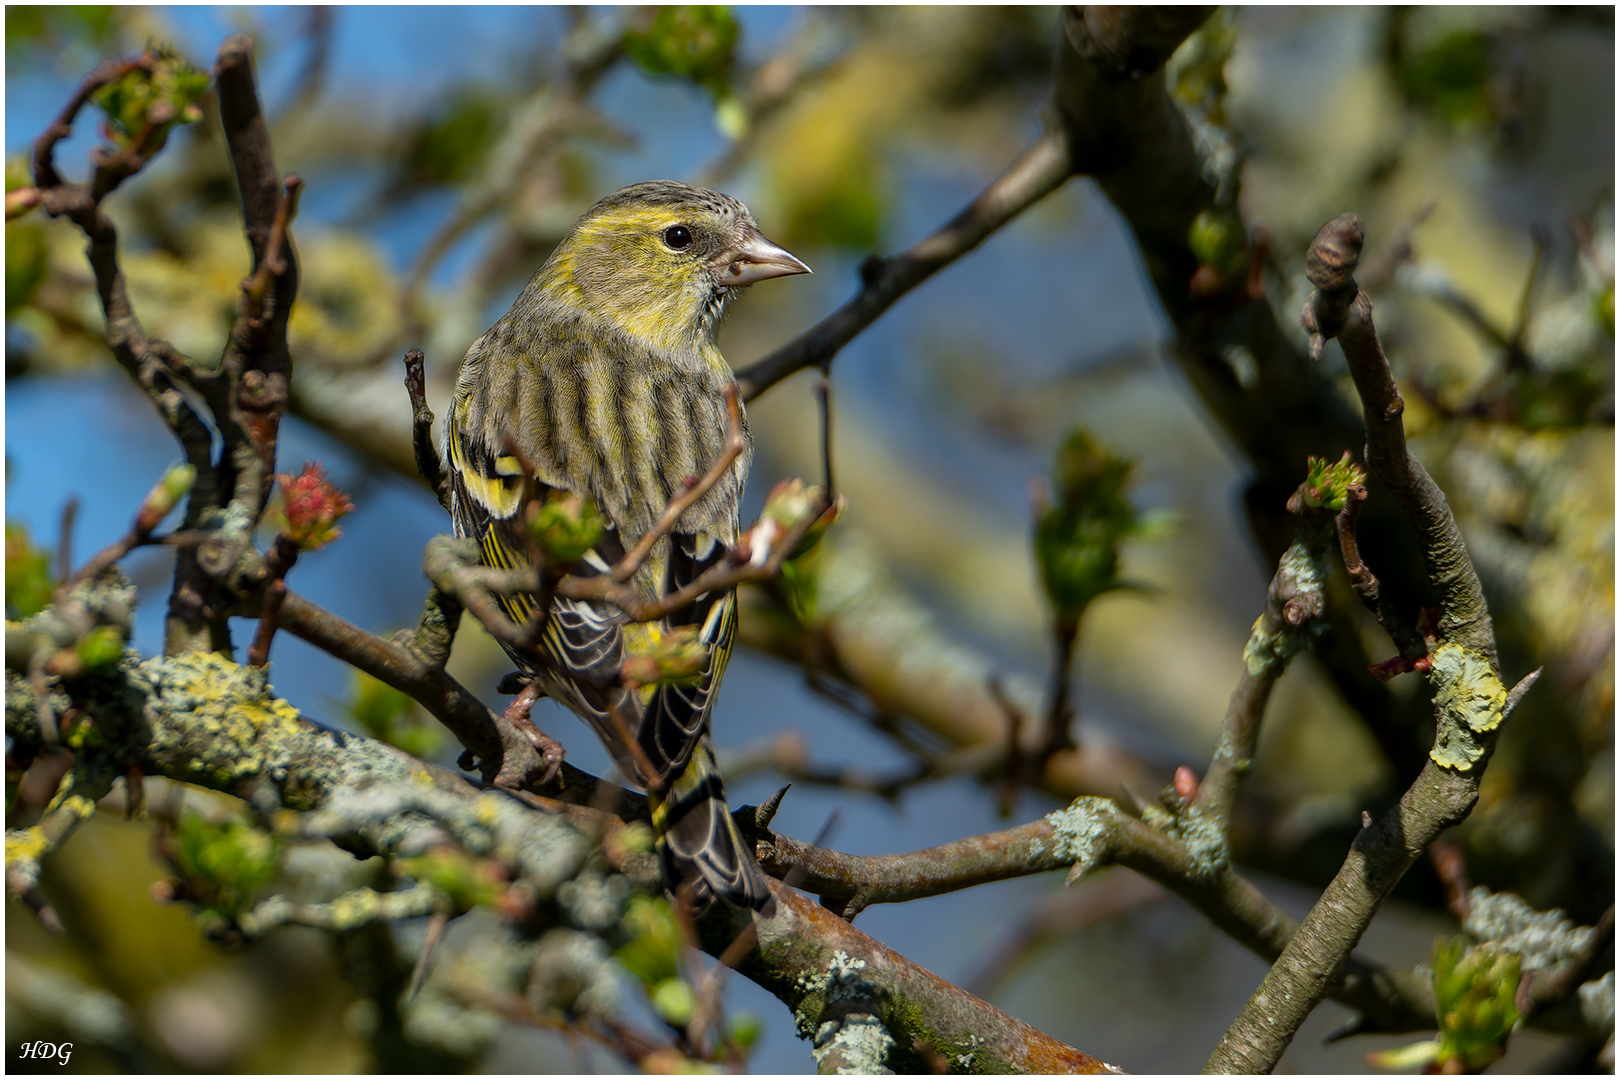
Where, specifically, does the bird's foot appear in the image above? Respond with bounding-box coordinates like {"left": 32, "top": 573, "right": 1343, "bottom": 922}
{"left": 500, "top": 678, "right": 565, "bottom": 788}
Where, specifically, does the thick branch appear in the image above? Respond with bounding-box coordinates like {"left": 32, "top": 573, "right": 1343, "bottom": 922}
{"left": 6, "top": 626, "right": 1115, "bottom": 1073}
{"left": 747, "top": 799, "right": 1434, "bottom": 1035}
{"left": 1207, "top": 219, "right": 1511, "bottom": 1074}
{"left": 1301, "top": 214, "right": 1497, "bottom": 666}
{"left": 275, "top": 588, "right": 636, "bottom": 815}
{"left": 1205, "top": 762, "right": 1483, "bottom": 1073}
{"left": 703, "top": 880, "right": 1119, "bottom": 1074}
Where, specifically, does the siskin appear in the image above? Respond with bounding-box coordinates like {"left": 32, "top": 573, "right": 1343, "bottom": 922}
{"left": 444, "top": 181, "right": 810, "bottom": 910}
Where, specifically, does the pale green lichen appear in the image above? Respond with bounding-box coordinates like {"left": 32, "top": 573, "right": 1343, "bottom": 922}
{"left": 1427, "top": 643, "right": 1506, "bottom": 770}
{"left": 794, "top": 950, "right": 882, "bottom": 1039}
{"left": 557, "top": 870, "right": 628, "bottom": 931}
{"left": 1578, "top": 972, "right": 1613, "bottom": 1034}
{"left": 1242, "top": 613, "right": 1281, "bottom": 676}
{"left": 955, "top": 1033, "right": 986, "bottom": 1070}
{"left": 140, "top": 651, "right": 305, "bottom": 788}
{"left": 1242, "top": 535, "right": 1328, "bottom": 675}
{"left": 1464, "top": 887, "right": 1593, "bottom": 971}
{"left": 528, "top": 927, "right": 622, "bottom": 1018}
{"left": 812, "top": 1013, "right": 895, "bottom": 1075}
{"left": 1176, "top": 804, "right": 1229, "bottom": 877}
{"left": 1046, "top": 797, "right": 1117, "bottom": 884}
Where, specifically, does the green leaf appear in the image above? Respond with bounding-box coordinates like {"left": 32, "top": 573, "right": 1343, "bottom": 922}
{"left": 651, "top": 976, "right": 697, "bottom": 1026}
{"left": 623, "top": 6, "right": 739, "bottom": 98}
{"left": 5, "top": 521, "right": 56, "bottom": 619}
{"left": 1400, "top": 30, "right": 1494, "bottom": 127}
{"left": 6, "top": 220, "right": 48, "bottom": 311}
{"left": 173, "top": 813, "right": 281, "bottom": 917}
{"left": 726, "top": 1010, "right": 764, "bottom": 1050}
{"left": 75, "top": 624, "right": 124, "bottom": 671}
{"left": 528, "top": 491, "right": 605, "bottom": 565}
{"left": 1034, "top": 428, "right": 1140, "bottom": 621}
{"left": 614, "top": 894, "right": 682, "bottom": 988}
{"left": 90, "top": 45, "right": 209, "bottom": 153}
{"left": 1431, "top": 936, "right": 1522, "bottom": 1071}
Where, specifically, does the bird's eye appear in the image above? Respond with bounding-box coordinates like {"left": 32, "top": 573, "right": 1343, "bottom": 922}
{"left": 663, "top": 225, "right": 693, "bottom": 250}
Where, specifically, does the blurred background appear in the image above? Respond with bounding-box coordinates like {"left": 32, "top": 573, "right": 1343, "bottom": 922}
{"left": 5, "top": 6, "right": 1612, "bottom": 1073}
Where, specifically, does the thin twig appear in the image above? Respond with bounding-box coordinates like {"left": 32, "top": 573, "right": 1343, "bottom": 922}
{"left": 1503, "top": 223, "right": 1548, "bottom": 371}
{"left": 246, "top": 579, "right": 288, "bottom": 668}
{"left": 406, "top": 909, "right": 450, "bottom": 1003}
{"left": 54, "top": 498, "right": 79, "bottom": 584}
{"left": 733, "top": 128, "right": 1075, "bottom": 401}
{"left": 32, "top": 56, "right": 152, "bottom": 189}
{"left": 1428, "top": 836, "right": 1473, "bottom": 921}
{"left": 1335, "top": 481, "right": 1430, "bottom": 674}
{"left": 604, "top": 696, "right": 663, "bottom": 793}
{"left": 402, "top": 349, "right": 451, "bottom": 510}
{"left": 815, "top": 379, "right": 836, "bottom": 501}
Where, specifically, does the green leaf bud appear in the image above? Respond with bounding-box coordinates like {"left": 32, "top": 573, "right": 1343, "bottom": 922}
{"left": 727, "top": 1010, "right": 764, "bottom": 1050}
{"left": 615, "top": 894, "right": 682, "bottom": 987}
{"left": 91, "top": 46, "right": 210, "bottom": 155}
{"left": 620, "top": 626, "right": 708, "bottom": 689}
{"left": 1035, "top": 428, "right": 1139, "bottom": 621}
{"left": 652, "top": 976, "right": 697, "bottom": 1027}
{"left": 136, "top": 462, "right": 196, "bottom": 533}
{"left": 75, "top": 625, "right": 125, "bottom": 671}
{"left": 527, "top": 491, "right": 605, "bottom": 565}
{"left": 1300, "top": 451, "right": 1366, "bottom": 512}
{"left": 760, "top": 478, "right": 841, "bottom": 560}
{"left": 1188, "top": 209, "right": 1247, "bottom": 275}
{"left": 1431, "top": 937, "right": 1522, "bottom": 1071}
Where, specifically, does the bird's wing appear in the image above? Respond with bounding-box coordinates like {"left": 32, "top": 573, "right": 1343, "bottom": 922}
{"left": 627, "top": 528, "right": 736, "bottom": 783}
{"left": 445, "top": 328, "right": 742, "bottom": 790}
{"left": 445, "top": 396, "right": 632, "bottom": 767}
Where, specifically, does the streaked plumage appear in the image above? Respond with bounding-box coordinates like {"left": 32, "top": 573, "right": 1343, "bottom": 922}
{"left": 444, "top": 181, "right": 809, "bottom": 909}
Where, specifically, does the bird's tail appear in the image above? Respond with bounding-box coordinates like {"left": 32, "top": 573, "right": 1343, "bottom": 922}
{"left": 650, "top": 736, "right": 773, "bottom": 912}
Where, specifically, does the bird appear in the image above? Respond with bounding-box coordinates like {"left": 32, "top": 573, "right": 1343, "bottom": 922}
{"left": 443, "top": 180, "right": 810, "bottom": 910}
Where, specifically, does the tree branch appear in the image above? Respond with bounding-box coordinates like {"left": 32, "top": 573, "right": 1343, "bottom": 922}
{"left": 1206, "top": 217, "right": 1514, "bottom": 1074}
{"left": 733, "top": 128, "right": 1074, "bottom": 400}
{"left": 745, "top": 795, "right": 1435, "bottom": 1035}
{"left": 5, "top": 606, "right": 1115, "bottom": 1073}
{"left": 706, "top": 880, "right": 1120, "bottom": 1074}
{"left": 1301, "top": 214, "right": 1497, "bottom": 666}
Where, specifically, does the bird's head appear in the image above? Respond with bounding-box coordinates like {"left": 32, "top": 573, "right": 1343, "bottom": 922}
{"left": 549, "top": 180, "right": 810, "bottom": 353}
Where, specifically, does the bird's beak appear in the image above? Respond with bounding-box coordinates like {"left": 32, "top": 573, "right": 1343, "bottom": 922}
{"left": 715, "top": 227, "right": 812, "bottom": 287}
